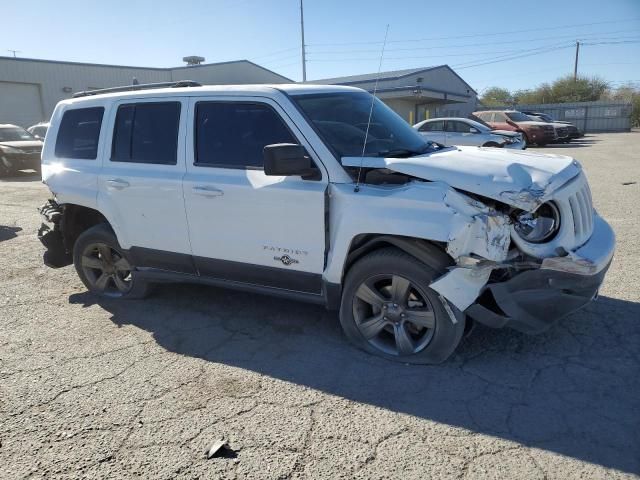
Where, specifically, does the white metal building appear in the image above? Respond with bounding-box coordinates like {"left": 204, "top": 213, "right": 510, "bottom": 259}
{"left": 312, "top": 65, "right": 478, "bottom": 124}
{"left": 0, "top": 56, "right": 292, "bottom": 127}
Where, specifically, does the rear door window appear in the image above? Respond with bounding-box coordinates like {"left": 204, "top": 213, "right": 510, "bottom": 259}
{"left": 446, "top": 121, "right": 472, "bottom": 133}
{"left": 111, "top": 102, "right": 181, "bottom": 165}
{"left": 55, "top": 107, "right": 104, "bottom": 159}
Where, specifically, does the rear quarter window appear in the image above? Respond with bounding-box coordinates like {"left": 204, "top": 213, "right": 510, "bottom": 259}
{"left": 55, "top": 107, "right": 104, "bottom": 159}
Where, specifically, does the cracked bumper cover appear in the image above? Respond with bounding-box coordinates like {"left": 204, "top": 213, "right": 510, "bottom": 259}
{"left": 445, "top": 214, "right": 615, "bottom": 334}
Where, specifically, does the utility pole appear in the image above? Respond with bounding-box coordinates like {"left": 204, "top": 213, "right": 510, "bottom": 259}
{"left": 573, "top": 41, "right": 580, "bottom": 81}
{"left": 7, "top": 49, "right": 20, "bottom": 58}
{"left": 300, "top": 0, "right": 307, "bottom": 82}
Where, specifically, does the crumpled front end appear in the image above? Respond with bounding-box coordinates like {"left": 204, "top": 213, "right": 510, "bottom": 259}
{"left": 429, "top": 170, "right": 615, "bottom": 334}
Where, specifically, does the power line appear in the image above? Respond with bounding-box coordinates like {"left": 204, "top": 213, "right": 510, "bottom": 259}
{"left": 307, "top": 18, "right": 640, "bottom": 47}
{"left": 307, "top": 41, "right": 574, "bottom": 64}
{"left": 251, "top": 47, "right": 300, "bottom": 60}
{"left": 306, "top": 29, "right": 640, "bottom": 55}
{"left": 454, "top": 40, "right": 640, "bottom": 70}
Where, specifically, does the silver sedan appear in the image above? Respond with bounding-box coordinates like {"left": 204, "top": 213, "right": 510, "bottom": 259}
{"left": 413, "top": 118, "right": 525, "bottom": 149}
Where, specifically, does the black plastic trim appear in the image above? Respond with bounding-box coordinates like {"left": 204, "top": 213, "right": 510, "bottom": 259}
{"left": 128, "top": 247, "right": 197, "bottom": 275}
{"left": 135, "top": 269, "right": 326, "bottom": 306}
{"left": 194, "top": 256, "right": 322, "bottom": 294}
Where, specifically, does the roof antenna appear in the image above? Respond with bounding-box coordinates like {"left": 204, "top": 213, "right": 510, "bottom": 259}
{"left": 354, "top": 24, "right": 390, "bottom": 193}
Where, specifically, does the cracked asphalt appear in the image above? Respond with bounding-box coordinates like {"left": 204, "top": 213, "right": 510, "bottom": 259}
{"left": 1, "top": 132, "right": 639, "bottom": 479}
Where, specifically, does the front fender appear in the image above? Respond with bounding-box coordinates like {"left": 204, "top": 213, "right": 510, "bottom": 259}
{"left": 324, "top": 182, "right": 511, "bottom": 289}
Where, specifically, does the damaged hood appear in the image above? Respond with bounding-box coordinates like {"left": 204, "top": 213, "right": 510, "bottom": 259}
{"left": 342, "top": 146, "right": 581, "bottom": 211}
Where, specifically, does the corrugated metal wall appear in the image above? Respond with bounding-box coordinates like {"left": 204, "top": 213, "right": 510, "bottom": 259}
{"left": 477, "top": 100, "right": 632, "bottom": 133}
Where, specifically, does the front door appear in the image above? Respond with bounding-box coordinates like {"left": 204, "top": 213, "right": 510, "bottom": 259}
{"left": 182, "top": 97, "right": 328, "bottom": 294}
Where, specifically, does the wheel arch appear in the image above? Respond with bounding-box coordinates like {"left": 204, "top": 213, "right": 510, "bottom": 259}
{"left": 345, "top": 234, "right": 452, "bottom": 279}
{"left": 59, "top": 203, "right": 113, "bottom": 253}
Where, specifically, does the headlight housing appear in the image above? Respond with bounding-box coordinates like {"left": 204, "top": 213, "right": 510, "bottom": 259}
{"left": 512, "top": 202, "right": 561, "bottom": 243}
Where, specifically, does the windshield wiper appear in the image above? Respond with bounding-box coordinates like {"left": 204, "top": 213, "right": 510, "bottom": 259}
{"left": 375, "top": 142, "right": 438, "bottom": 158}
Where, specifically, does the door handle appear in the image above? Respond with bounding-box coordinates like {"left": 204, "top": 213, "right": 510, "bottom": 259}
{"left": 192, "top": 185, "right": 224, "bottom": 197}
{"left": 106, "top": 178, "right": 130, "bottom": 190}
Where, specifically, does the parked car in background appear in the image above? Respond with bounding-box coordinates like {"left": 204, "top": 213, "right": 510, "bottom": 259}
{"left": 0, "top": 124, "right": 43, "bottom": 176}
{"left": 473, "top": 110, "right": 556, "bottom": 146}
{"left": 27, "top": 122, "right": 50, "bottom": 140}
{"left": 413, "top": 118, "right": 524, "bottom": 149}
{"left": 521, "top": 111, "right": 582, "bottom": 139}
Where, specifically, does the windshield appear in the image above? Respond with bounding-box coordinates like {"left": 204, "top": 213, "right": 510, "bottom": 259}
{"left": 505, "top": 112, "right": 532, "bottom": 122}
{"left": 291, "top": 91, "right": 435, "bottom": 158}
{"left": 0, "top": 127, "right": 36, "bottom": 142}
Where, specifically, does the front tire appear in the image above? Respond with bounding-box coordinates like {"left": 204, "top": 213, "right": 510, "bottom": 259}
{"left": 73, "top": 224, "right": 150, "bottom": 299}
{"left": 339, "top": 247, "right": 465, "bottom": 364}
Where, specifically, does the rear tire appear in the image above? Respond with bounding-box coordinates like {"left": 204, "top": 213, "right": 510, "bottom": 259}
{"left": 339, "top": 247, "right": 465, "bottom": 364}
{"left": 73, "top": 224, "right": 151, "bottom": 299}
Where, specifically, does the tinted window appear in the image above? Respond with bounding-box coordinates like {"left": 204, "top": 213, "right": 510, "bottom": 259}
{"left": 419, "top": 120, "right": 444, "bottom": 132}
{"left": 55, "top": 107, "right": 104, "bottom": 159}
{"left": 111, "top": 102, "right": 180, "bottom": 165}
{"left": 195, "top": 102, "right": 296, "bottom": 168}
{"left": 446, "top": 121, "right": 472, "bottom": 133}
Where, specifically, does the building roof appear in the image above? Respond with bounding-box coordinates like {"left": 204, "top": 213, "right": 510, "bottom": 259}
{"left": 311, "top": 65, "right": 477, "bottom": 94}
{"left": 0, "top": 56, "right": 293, "bottom": 82}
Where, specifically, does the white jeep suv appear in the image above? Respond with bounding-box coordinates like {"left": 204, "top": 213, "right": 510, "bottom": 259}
{"left": 38, "top": 81, "right": 615, "bottom": 364}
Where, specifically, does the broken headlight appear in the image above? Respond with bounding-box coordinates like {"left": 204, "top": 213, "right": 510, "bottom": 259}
{"left": 512, "top": 202, "right": 560, "bottom": 243}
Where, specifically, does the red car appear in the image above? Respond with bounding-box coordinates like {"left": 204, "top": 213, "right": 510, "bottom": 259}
{"left": 473, "top": 110, "right": 556, "bottom": 147}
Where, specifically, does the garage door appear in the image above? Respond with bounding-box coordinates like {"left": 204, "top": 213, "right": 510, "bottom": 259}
{"left": 0, "top": 82, "right": 44, "bottom": 128}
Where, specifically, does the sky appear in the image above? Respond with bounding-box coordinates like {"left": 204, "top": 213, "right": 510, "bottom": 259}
{"left": 2, "top": 0, "right": 639, "bottom": 94}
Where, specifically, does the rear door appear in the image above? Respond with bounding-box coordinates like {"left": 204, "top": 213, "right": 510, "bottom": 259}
{"left": 182, "top": 96, "right": 328, "bottom": 294}
{"left": 97, "top": 98, "right": 194, "bottom": 273}
{"left": 417, "top": 120, "right": 445, "bottom": 144}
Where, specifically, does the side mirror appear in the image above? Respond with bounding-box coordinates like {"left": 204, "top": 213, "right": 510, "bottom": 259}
{"left": 469, "top": 127, "right": 479, "bottom": 134}
{"left": 263, "top": 143, "right": 320, "bottom": 180}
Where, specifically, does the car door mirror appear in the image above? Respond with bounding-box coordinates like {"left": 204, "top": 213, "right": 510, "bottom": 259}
{"left": 263, "top": 143, "right": 320, "bottom": 180}
{"left": 469, "top": 127, "right": 479, "bottom": 134}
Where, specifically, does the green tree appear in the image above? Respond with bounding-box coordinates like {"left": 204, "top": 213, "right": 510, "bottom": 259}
{"left": 480, "top": 87, "right": 512, "bottom": 106}
{"left": 548, "top": 75, "right": 609, "bottom": 103}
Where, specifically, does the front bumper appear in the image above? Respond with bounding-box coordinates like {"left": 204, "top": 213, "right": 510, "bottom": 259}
{"left": 466, "top": 214, "right": 615, "bottom": 334}
{"left": 38, "top": 200, "right": 73, "bottom": 268}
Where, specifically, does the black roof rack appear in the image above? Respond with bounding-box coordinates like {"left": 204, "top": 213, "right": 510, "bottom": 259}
{"left": 72, "top": 80, "right": 202, "bottom": 98}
